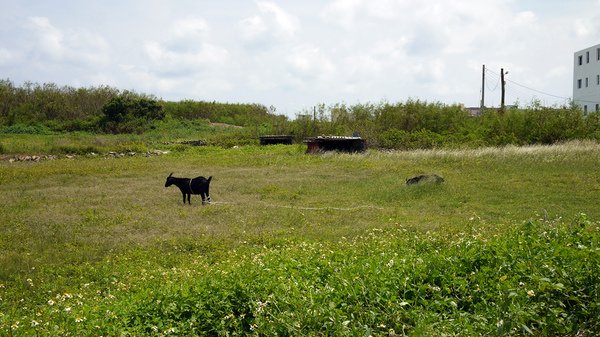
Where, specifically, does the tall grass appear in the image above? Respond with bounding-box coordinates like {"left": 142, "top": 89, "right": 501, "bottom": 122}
{"left": 1, "top": 143, "right": 599, "bottom": 335}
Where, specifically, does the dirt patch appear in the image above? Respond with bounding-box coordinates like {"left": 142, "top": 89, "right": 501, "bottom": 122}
{"left": 1, "top": 150, "right": 169, "bottom": 162}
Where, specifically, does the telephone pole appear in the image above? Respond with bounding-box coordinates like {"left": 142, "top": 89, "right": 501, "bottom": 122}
{"left": 500, "top": 68, "right": 506, "bottom": 112}
{"left": 480, "top": 64, "right": 485, "bottom": 110}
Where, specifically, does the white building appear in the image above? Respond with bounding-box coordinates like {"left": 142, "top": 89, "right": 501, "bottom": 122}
{"left": 573, "top": 43, "right": 600, "bottom": 114}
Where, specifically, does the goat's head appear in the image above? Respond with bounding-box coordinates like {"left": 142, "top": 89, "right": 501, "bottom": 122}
{"left": 165, "top": 172, "right": 174, "bottom": 187}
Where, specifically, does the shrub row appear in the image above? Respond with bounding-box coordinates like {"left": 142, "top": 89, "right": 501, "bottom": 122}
{"left": 0, "top": 79, "right": 284, "bottom": 134}
{"left": 289, "top": 101, "right": 600, "bottom": 149}
{"left": 2, "top": 79, "right": 599, "bottom": 148}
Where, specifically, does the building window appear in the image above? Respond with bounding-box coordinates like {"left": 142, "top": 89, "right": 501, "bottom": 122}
{"left": 598, "top": 74, "right": 600, "bottom": 85}
{"left": 584, "top": 105, "right": 588, "bottom": 114}
{"left": 578, "top": 79, "right": 582, "bottom": 88}
{"left": 585, "top": 77, "right": 589, "bottom": 87}
{"left": 587, "top": 51, "right": 590, "bottom": 63}
{"left": 598, "top": 48, "right": 600, "bottom": 60}
{"left": 578, "top": 55, "right": 583, "bottom": 65}
{"left": 596, "top": 104, "right": 600, "bottom": 112}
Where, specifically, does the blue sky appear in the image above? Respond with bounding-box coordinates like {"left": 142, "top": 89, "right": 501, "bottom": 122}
{"left": 1, "top": 0, "right": 599, "bottom": 117}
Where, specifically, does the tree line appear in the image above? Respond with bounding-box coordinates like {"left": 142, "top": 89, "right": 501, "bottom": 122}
{"left": 291, "top": 101, "right": 600, "bottom": 148}
{"left": 0, "top": 79, "right": 284, "bottom": 134}
{"left": 1, "top": 79, "right": 599, "bottom": 148}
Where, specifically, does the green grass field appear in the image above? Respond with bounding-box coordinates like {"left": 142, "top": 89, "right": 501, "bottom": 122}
{"left": 1, "top": 141, "right": 599, "bottom": 335}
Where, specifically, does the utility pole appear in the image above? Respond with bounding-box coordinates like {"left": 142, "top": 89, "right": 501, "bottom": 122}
{"left": 480, "top": 64, "right": 485, "bottom": 110}
{"left": 500, "top": 68, "right": 506, "bottom": 112}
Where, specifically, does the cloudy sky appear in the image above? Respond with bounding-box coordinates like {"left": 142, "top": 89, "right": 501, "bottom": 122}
{"left": 1, "top": 1, "right": 600, "bottom": 117}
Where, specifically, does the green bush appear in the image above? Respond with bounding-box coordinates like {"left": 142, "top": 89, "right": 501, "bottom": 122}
{"left": 162, "top": 100, "right": 286, "bottom": 128}
{"left": 57, "top": 117, "right": 101, "bottom": 133}
{"left": 0, "top": 123, "right": 55, "bottom": 135}
{"left": 99, "top": 94, "right": 164, "bottom": 134}
{"left": 378, "top": 128, "right": 444, "bottom": 150}
{"left": 291, "top": 101, "right": 599, "bottom": 149}
{"left": 0, "top": 79, "right": 118, "bottom": 127}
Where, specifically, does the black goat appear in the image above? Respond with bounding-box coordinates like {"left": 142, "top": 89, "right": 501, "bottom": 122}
{"left": 165, "top": 172, "right": 212, "bottom": 205}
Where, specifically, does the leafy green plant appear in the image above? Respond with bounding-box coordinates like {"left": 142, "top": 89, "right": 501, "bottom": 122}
{"left": 378, "top": 128, "right": 444, "bottom": 149}
{"left": 99, "top": 94, "right": 164, "bottom": 134}
{"left": 0, "top": 123, "right": 55, "bottom": 135}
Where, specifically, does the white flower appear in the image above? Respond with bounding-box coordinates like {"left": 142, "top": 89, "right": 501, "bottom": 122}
{"left": 527, "top": 290, "right": 535, "bottom": 298}
{"left": 47, "top": 299, "right": 54, "bottom": 306}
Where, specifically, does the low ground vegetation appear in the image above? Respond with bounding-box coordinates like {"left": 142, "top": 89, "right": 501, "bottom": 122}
{"left": 1, "top": 142, "right": 599, "bottom": 335}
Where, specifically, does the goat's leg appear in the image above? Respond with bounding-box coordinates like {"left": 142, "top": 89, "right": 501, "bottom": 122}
{"left": 182, "top": 193, "right": 186, "bottom": 204}
{"left": 187, "top": 194, "right": 191, "bottom": 204}
{"left": 202, "top": 192, "right": 211, "bottom": 205}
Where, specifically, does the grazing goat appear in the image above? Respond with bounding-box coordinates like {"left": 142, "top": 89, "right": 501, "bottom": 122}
{"left": 165, "top": 172, "right": 212, "bottom": 205}
{"left": 406, "top": 174, "right": 444, "bottom": 185}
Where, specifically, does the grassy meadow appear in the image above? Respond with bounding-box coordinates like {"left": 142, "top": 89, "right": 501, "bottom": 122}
{"left": 1, "top": 141, "right": 599, "bottom": 335}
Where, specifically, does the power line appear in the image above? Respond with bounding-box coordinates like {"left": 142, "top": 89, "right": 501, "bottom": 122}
{"left": 483, "top": 67, "right": 600, "bottom": 106}
{"left": 484, "top": 68, "right": 581, "bottom": 104}
{"left": 484, "top": 70, "right": 500, "bottom": 91}
{"left": 505, "top": 78, "right": 569, "bottom": 100}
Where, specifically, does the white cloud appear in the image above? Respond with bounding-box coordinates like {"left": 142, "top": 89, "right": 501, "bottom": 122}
{"left": 120, "top": 61, "right": 234, "bottom": 101}
{"left": 172, "top": 19, "right": 209, "bottom": 37}
{"left": 144, "top": 40, "right": 229, "bottom": 77}
{"left": 573, "top": 18, "right": 596, "bottom": 38}
{"left": 239, "top": 16, "right": 267, "bottom": 40}
{"left": 239, "top": 1, "right": 299, "bottom": 47}
{"left": 287, "top": 45, "right": 335, "bottom": 81}
{"left": 0, "top": 49, "right": 15, "bottom": 65}
{"left": 323, "top": 0, "right": 408, "bottom": 28}
{"left": 256, "top": 1, "right": 299, "bottom": 36}
{"left": 141, "top": 18, "right": 230, "bottom": 78}
{"left": 25, "top": 16, "right": 109, "bottom": 66}
{"left": 514, "top": 11, "right": 537, "bottom": 25}
{"left": 27, "top": 16, "right": 63, "bottom": 59}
